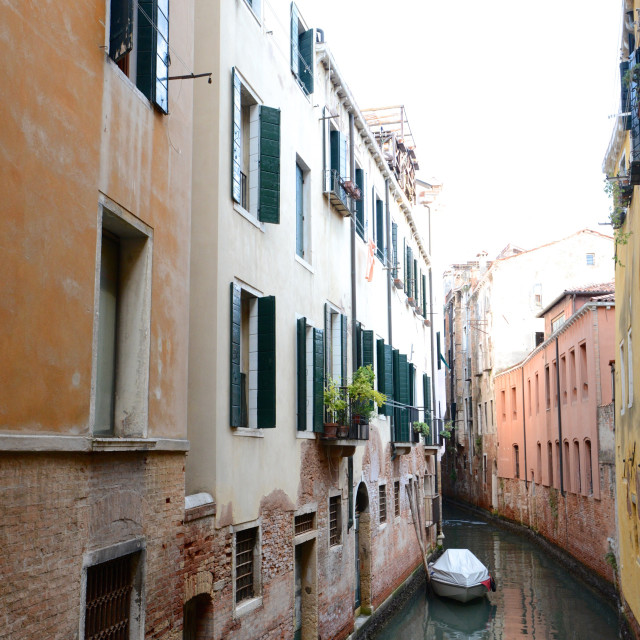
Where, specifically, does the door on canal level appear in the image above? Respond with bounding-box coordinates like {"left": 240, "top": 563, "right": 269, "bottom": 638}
{"left": 355, "top": 482, "right": 370, "bottom": 613}
{"left": 294, "top": 537, "right": 317, "bottom": 640}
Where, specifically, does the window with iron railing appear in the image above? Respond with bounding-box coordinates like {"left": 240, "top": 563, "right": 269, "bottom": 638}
{"left": 294, "top": 512, "right": 315, "bottom": 536}
{"left": 394, "top": 481, "right": 400, "bottom": 518}
{"left": 379, "top": 484, "right": 387, "bottom": 523}
{"left": 329, "top": 496, "right": 341, "bottom": 546}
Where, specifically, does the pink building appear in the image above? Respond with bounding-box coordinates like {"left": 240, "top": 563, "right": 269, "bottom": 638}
{"left": 494, "top": 284, "right": 616, "bottom": 580}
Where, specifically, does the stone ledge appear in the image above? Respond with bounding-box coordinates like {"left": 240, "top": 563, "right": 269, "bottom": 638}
{"left": 0, "top": 434, "right": 190, "bottom": 453}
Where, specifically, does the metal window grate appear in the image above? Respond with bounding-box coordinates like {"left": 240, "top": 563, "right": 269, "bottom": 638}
{"left": 329, "top": 496, "right": 341, "bottom": 546}
{"left": 235, "top": 528, "right": 256, "bottom": 603}
{"left": 379, "top": 485, "right": 387, "bottom": 523}
{"left": 295, "top": 512, "right": 315, "bottom": 536}
{"left": 85, "top": 554, "right": 134, "bottom": 640}
{"left": 394, "top": 481, "right": 400, "bottom": 518}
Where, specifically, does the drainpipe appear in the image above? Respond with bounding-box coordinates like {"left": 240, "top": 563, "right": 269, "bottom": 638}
{"left": 349, "top": 113, "right": 357, "bottom": 373}
{"left": 427, "top": 205, "right": 437, "bottom": 443}
{"left": 521, "top": 367, "right": 528, "bottom": 490}
{"left": 385, "top": 178, "right": 394, "bottom": 453}
{"left": 555, "top": 337, "right": 564, "bottom": 496}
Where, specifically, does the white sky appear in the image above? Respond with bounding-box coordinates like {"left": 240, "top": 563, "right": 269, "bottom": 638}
{"left": 302, "top": 0, "right": 622, "bottom": 270}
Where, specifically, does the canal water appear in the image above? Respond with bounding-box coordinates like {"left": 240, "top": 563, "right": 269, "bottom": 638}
{"left": 374, "top": 503, "right": 620, "bottom": 639}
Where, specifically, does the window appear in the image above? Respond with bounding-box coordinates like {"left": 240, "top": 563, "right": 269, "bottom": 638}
{"left": 379, "top": 485, "right": 387, "bottom": 523}
{"left": 297, "top": 318, "right": 323, "bottom": 433}
{"left": 500, "top": 390, "right": 506, "bottom": 421}
{"left": 537, "top": 442, "right": 542, "bottom": 484}
{"left": 620, "top": 340, "right": 627, "bottom": 413}
{"left": 394, "top": 481, "right": 400, "bottom": 518}
{"left": 483, "top": 454, "right": 487, "bottom": 484}
{"left": 533, "top": 283, "right": 542, "bottom": 307}
{"left": 547, "top": 442, "right": 553, "bottom": 487}
{"left": 235, "top": 526, "right": 260, "bottom": 604}
{"left": 535, "top": 331, "right": 544, "bottom": 346}
{"left": 290, "top": 3, "right": 314, "bottom": 95}
{"left": 95, "top": 202, "right": 152, "bottom": 437}
{"left": 535, "top": 373, "right": 540, "bottom": 414}
{"left": 355, "top": 167, "right": 366, "bottom": 240}
{"left": 563, "top": 440, "right": 571, "bottom": 492}
{"left": 392, "top": 351, "right": 411, "bottom": 442}
{"left": 586, "top": 253, "right": 595, "bottom": 266}
{"left": 527, "top": 379, "right": 531, "bottom": 417}
{"left": 232, "top": 69, "right": 281, "bottom": 223}
{"left": 552, "top": 361, "right": 557, "bottom": 407}
{"left": 555, "top": 441, "right": 560, "bottom": 488}
{"left": 580, "top": 342, "right": 588, "bottom": 399}
{"left": 230, "top": 284, "right": 276, "bottom": 429}
{"left": 561, "top": 355, "right": 567, "bottom": 404}
{"left": 628, "top": 329, "right": 634, "bottom": 409}
{"left": 574, "top": 440, "right": 582, "bottom": 494}
{"left": 570, "top": 348, "right": 577, "bottom": 402}
{"left": 325, "top": 305, "right": 347, "bottom": 385}
{"left": 377, "top": 338, "right": 393, "bottom": 417}
{"left": 295, "top": 158, "right": 310, "bottom": 259}
{"left": 490, "top": 400, "right": 494, "bottom": 425}
{"left": 324, "top": 126, "right": 349, "bottom": 212}
{"left": 484, "top": 402, "right": 488, "bottom": 430}
{"left": 511, "top": 386, "right": 517, "bottom": 419}
{"left": 477, "top": 404, "right": 482, "bottom": 434}
{"left": 423, "top": 374, "right": 432, "bottom": 430}
{"left": 329, "top": 496, "right": 341, "bottom": 546}
{"left": 294, "top": 512, "right": 315, "bottom": 536}
{"left": 514, "top": 445, "right": 520, "bottom": 478}
{"left": 391, "top": 222, "right": 398, "bottom": 278}
{"left": 585, "top": 439, "right": 593, "bottom": 495}
{"left": 375, "top": 198, "right": 385, "bottom": 262}
{"left": 108, "top": 0, "right": 169, "bottom": 113}
{"left": 551, "top": 313, "right": 565, "bottom": 333}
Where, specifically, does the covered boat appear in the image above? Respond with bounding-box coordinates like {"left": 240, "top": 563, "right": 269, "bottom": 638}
{"left": 429, "top": 549, "right": 495, "bottom": 603}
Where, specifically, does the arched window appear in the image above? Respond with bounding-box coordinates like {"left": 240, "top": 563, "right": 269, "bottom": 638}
{"left": 584, "top": 439, "right": 593, "bottom": 495}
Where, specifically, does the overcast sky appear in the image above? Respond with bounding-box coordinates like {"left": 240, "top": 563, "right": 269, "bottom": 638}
{"left": 302, "top": 0, "right": 622, "bottom": 271}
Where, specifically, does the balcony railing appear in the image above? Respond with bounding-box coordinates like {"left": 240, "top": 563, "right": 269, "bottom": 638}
{"left": 324, "top": 169, "right": 353, "bottom": 216}
{"left": 322, "top": 387, "right": 369, "bottom": 441}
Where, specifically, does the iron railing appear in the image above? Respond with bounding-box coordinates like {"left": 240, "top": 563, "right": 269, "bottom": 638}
{"left": 323, "top": 169, "right": 353, "bottom": 215}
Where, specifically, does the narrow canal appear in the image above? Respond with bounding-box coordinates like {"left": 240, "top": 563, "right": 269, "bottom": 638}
{"left": 373, "top": 503, "right": 620, "bottom": 639}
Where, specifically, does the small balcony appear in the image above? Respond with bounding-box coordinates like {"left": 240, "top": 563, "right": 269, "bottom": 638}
{"left": 322, "top": 389, "right": 370, "bottom": 457}
{"left": 323, "top": 169, "right": 355, "bottom": 216}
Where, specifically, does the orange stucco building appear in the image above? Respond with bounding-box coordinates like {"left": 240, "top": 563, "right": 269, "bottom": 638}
{"left": 494, "top": 287, "right": 617, "bottom": 580}
{"left": 0, "top": 1, "right": 194, "bottom": 637}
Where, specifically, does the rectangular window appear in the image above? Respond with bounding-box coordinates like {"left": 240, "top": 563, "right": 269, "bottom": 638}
{"left": 511, "top": 387, "right": 517, "bottom": 420}
{"left": 551, "top": 313, "right": 565, "bottom": 333}
{"left": 527, "top": 379, "right": 531, "bottom": 417}
{"left": 325, "top": 128, "right": 350, "bottom": 213}
{"left": 537, "top": 442, "right": 542, "bottom": 484}
{"left": 561, "top": 355, "right": 567, "bottom": 404}
{"left": 235, "top": 527, "right": 259, "bottom": 604}
{"left": 325, "top": 305, "right": 346, "bottom": 386}
{"left": 394, "top": 481, "right": 400, "bottom": 518}
{"left": 585, "top": 439, "right": 593, "bottom": 495}
{"left": 355, "top": 167, "right": 366, "bottom": 240}
{"left": 297, "top": 318, "right": 323, "bottom": 433}
{"left": 108, "top": 0, "right": 169, "bottom": 113}
{"left": 290, "top": 3, "right": 314, "bottom": 94}
{"left": 391, "top": 222, "right": 398, "bottom": 278}
{"left": 574, "top": 441, "right": 582, "bottom": 494}
{"left": 586, "top": 253, "right": 595, "bottom": 266}
{"left": 477, "top": 403, "right": 482, "bottom": 434}
{"left": 483, "top": 454, "right": 487, "bottom": 484}
{"left": 232, "top": 69, "right": 280, "bottom": 223}
{"left": 545, "top": 365, "right": 550, "bottom": 410}
{"left": 296, "top": 163, "right": 304, "bottom": 257}
{"left": 580, "top": 342, "right": 588, "bottom": 400}
{"left": 620, "top": 340, "right": 627, "bottom": 413}
{"left": 230, "top": 284, "right": 276, "bottom": 429}
{"left": 484, "top": 402, "right": 488, "bottom": 430}
{"left": 547, "top": 441, "right": 553, "bottom": 487}
{"left": 85, "top": 552, "right": 140, "bottom": 639}
{"left": 552, "top": 361, "right": 558, "bottom": 407}
{"left": 377, "top": 338, "right": 393, "bottom": 417}
{"left": 570, "top": 348, "right": 577, "bottom": 402}
{"left": 514, "top": 445, "right": 520, "bottom": 478}
{"left": 375, "top": 199, "right": 385, "bottom": 262}
{"left": 95, "top": 203, "right": 152, "bottom": 437}
{"left": 379, "top": 484, "right": 387, "bottom": 523}
{"left": 329, "top": 496, "right": 341, "bottom": 546}
{"left": 294, "top": 512, "right": 315, "bottom": 536}
{"left": 501, "top": 390, "right": 506, "bottom": 421}
{"left": 563, "top": 440, "right": 571, "bottom": 492}
{"left": 490, "top": 400, "right": 493, "bottom": 425}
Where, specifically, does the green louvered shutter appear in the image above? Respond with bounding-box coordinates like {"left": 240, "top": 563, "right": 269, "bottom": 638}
{"left": 290, "top": 2, "right": 299, "bottom": 75}
{"left": 259, "top": 106, "right": 280, "bottom": 223}
{"left": 398, "top": 354, "right": 409, "bottom": 442}
{"left": 257, "top": 296, "right": 276, "bottom": 427}
{"left": 621, "top": 60, "right": 631, "bottom": 130}
{"left": 137, "top": 0, "right": 168, "bottom": 113}
{"left": 340, "top": 314, "right": 347, "bottom": 385}
{"left": 403, "top": 240, "right": 407, "bottom": 293}
{"left": 362, "top": 331, "right": 374, "bottom": 369}
{"left": 423, "top": 373, "right": 432, "bottom": 430}
{"left": 313, "top": 328, "right": 324, "bottom": 432}
{"left": 437, "top": 331, "right": 442, "bottom": 370}
{"left": 406, "top": 246, "right": 413, "bottom": 298}
{"left": 392, "top": 349, "right": 400, "bottom": 434}
{"left": 230, "top": 283, "right": 242, "bottom": 427}
{"left": 109, "top": 0, "right": 133, "bottom": 62}
{"left": 298, "top": 29, "right": 314, "bottom": 94}
{"left": 324, "top": 303, "right": 331, "bottom": 377}
{"left": 413, "top": 259, "right": 418, "bottom": 302}
{"left": 297, "top": 317, "right": 307, "bottom": 431}
{"left": 355, "top": 322, "right": 363, "bottom": 369}
{"left": 355, "top": 169, "right": 365, "bottom": 239}
{"left": 422, "top": 273, "right": 427, "bottom": 318}
{"left": 377, "top": 339, "right": 387, "bottom": 415}
{"left": 391, "top": 223, "right": 398, "bottom": 278}
{"left": 384, "top": 344, "right": 393, "bottom": 417}
{"left": 375, "top": 200, "right": 384, "bottom": 261}
{"left": 232, "top": 68, "right": 242, "bottom": 203}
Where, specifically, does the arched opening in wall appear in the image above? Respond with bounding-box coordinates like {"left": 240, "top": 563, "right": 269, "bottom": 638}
{"left": 573, "top": 440, "right": 582, "bottom": 494}
{"left": 491, "top": 459, "right": 498, "bottom": 510}
{"left": 183, "top": 593, "right": 213, "bottom": 640}
{"left": 563, "top": 440, "right": 571, "bottom": 492}
{"left": 547, "top": 441, "right": 553, "bottom": 487}
{"left": 584, "top": 439, "right": 593, "bottom": 495}
{"left": 355, "top": 482, "right": 371, "bottom": 614}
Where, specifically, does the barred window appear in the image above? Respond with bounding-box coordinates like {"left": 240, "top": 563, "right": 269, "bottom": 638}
{"left": 379, "top": 484, "right": 387, "bottom": 523}
{"left": 85, "top": 553, "right": 137, "bottom": 640}
{"left": 394, "top": 481, "right": 400, "bottom": 518}
{"left": 329, "top": 496, "right": 341, "bottom": 546}
{"left": 294, "top": 512, "right": 315, "bottom": 536}
{"left": 235, "top": 528, "right": 257, "bottom": 604}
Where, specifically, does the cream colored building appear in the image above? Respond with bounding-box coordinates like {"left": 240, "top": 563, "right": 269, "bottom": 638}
{"left": 185, "top": 1, "right": 444, "bottom": 638}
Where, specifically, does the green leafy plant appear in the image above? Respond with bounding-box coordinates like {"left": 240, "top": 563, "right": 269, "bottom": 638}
{"left": 622, "top": 63, "right": 640, "bottom": 88}
{"left": 475, "top": 435, "right": 483, "bottom": 452}
{"left": 604, "top": 178, "right": 632, "bottom": 266}
{"left": 324, "top": 377, "right": 347, "bottom": 424}
{"left": 348, "top": 365, "right": 386, "bottom": 420}
{"left": 605, "top": 550, "right": 618, "bottom": 572}
{"left": 440, "top": 421, "right": 453, "bottom": 440}
{"left": 412, "top": 421, "right": 430, "bottom": 437}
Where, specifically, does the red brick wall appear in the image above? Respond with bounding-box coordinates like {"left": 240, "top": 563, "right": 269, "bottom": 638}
{"left": 0, "top": 452, "right": 186, "bottom": 640}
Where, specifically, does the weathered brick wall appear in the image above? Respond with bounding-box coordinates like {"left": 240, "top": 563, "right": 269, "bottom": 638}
{"left": 0, "top": 452, "right": 186, "bottom": 640}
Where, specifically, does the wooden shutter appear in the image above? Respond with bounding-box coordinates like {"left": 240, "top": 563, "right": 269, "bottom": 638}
{"left": 375, "top": 200, "right": 384, "bottom": 261}
{"left": 403, "top": 240, "right": 407, "bottom": 293}
{"left": 257, "top": 296, "right": 276, "bottom": 427}
{"left": 137, "top": 0, "right": 169, "bottom": 113}
{"left": 413, "top": 259, "right": 418, "bottom": 301}
{"left": 355, "top": 168, "right": 365, "bottom": 239}
{"left": 324, "top": 303, "right": 331, "bottom": 376}
{"left": 362, "top": 331, "right": 374, "bottom": 369}
{"left": 437, "top": 332, "right": 441, "bottom": 370}
{"left": 398, "top": 354, "right": 409, "bottom": 441}
{"left": 298, "top": 29, "right": 314, "bottom": 94}
{"left": 297, "top": 317, "right": 307, "bottom": 431}
{"left": 232, "top": 68, "right": 242, "bottom": 203}
{"left": 230, "top": 283, "right": 242, "bottom": 427}
{"left": 109, "top": 0, "right": 133, "bottom": 62}
{"left": 259, "top": 106, "right": 281, "bottom": 223}
{"left": 406, "top": 246, "right": 413, "bottom": 298}
{"left": 621, "top": 60, "right": 631, "bottom": 130}
{"left": 391, "top": 223, "right": 398, "bottom": 278}
{"left": 355, "top": 322, "right": 362, "bottom": 369}
{"left": 377, "top": 339, "right": 393, "bottom": 417}
{"left": 290, "top": 2, "right": 299, "bottom": 75}
{"left": 423, "top": 374, "right": 432, "bottom": 428}
{"left": 340, "top": 314, "right": 347, "bottom": 385}
{"left": 330, "top": 131, "right": 347, "bottom": 179}
{"left": 313, "top": 328, "right": 324, "bottom": 432}
{"left": 422, "top": 273, "right": 427, "bottom": 318}
{"left": 154, "top": 0, "right": 169, "bottom": 113}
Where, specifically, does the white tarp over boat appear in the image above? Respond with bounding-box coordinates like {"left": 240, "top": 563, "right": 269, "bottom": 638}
{"left": 430, "top": 549, "right": 490, "bottom": 587}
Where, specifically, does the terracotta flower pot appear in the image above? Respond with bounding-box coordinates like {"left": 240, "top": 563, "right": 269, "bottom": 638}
{"left": 337, "top": 424, "right": 350, "bottom": 439}
{"left": 323, "top": 423, "right": 338, "bottom": 439}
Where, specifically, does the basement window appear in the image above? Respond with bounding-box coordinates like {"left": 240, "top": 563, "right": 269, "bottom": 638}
{"left": 379, "top": 484, "right": 387, "bottom": 523}
{"left": 234, "top": 526, "right": 261, "bottom": 606}
{"left": 329, "top": 496, "right": 342, "bottom": 546}
{"left": 394, "top": 481, "right": 400, "bottom": 518}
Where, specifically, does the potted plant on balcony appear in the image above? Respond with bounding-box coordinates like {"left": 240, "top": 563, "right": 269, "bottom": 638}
{"left": 439, "top": 421, "right": 453, "bottom": 444}
{"left": 348, "top": 366, "right": 386, "bottom": 430}
{"left": 412, "top": 421, "right": 430, "bottom": 442}
{"left": 324, "top": 377, "right": 347, "bottom": 439}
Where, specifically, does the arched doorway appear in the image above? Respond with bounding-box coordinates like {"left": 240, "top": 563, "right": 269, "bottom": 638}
{"left": 355, "top": 482, "right": 371, "bottom": 613}
{"left": 183, "top": 593, "right": 212, "bottom": 640}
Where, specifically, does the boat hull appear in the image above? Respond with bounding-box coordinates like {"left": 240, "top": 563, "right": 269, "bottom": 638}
{"left": 430, "top": 578, "right": 489, "bottom": 603}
